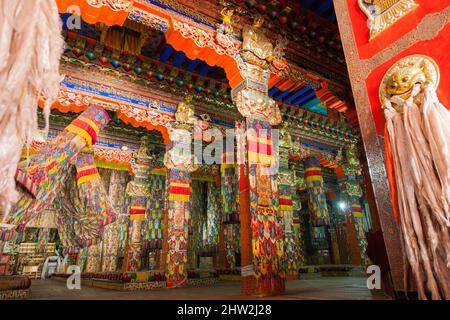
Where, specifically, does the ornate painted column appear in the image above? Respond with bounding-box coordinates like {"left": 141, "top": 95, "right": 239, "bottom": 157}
{"left": 231, "top": 17, "right": 286, "bottom": 296}
{"left": 291, "top": 182, "right": 305, "bottom": 269}
{"left": 342, "top": 150, "right": 368, "bottom": 265}
{"left": 123, "top": 138, "right": 153, "bottom": 272}
{"left": 164, "top": 124, "right": 197, "bottom": 287}
{"left": 220, "top": 148, "right": 239, "bottom": 268}
{"left": 304, "top": 157, "right": 329, "bottom": 226}
{"left": 206, "top": 179, "right": 221, "bottom": 254}
{"left": 278, "top": 124, "right": 300, "bottom": 280}
{"left": 304, "top": 157, "right": 330, "bottom": 263}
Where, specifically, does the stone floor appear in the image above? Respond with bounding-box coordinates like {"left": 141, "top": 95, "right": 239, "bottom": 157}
{"left": 28, "top": 277, "right": 389, "bottom": 300}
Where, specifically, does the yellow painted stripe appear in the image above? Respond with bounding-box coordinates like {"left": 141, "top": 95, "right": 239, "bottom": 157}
{"left": 77, "top": 164, "right": 97, "bottom": 171}
{"left": 170, "top": 182, "right": 190, "bottom": 188}
{"left": 130, "top": 215, "right": 146, "bottom": 221}
{"left": 169, "top": 194, "right": 190, "bottom": 202}
{"left": 77, "top": 173, "right": 100, "bottom": 185}
{"left": 81, "top": 118, "right": 100, "bottom": 134}
{"left": 247, "top": 135, "right": 271, "bottom": 145}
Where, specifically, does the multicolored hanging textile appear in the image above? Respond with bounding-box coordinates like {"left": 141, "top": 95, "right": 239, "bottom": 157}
{"left": 143, "top": 174, "right": 165, "bottom": 250}
{"left": 36, "top": 228, "right": 50, "bottom": 254}
{"left": 85, "top": 243, "right": 102, "bottom": 272}
{"left": 304, "top": 157, "right": 329, "bottom": 227}
{"left": 75, "top": 152, "right": 117, "bottom": 230}
{"left": 101, "top": 169, "right": 129, "bottom": 271}
{"left": 224, "top": 224, "right": 240, "bottom": 268}
{"left": 10, "top": 105, "right": 110, "bottom": 230}
{"left": 101, "top": 222, "right": 119, "bottom": 272}
{"left": 206, "top": 182, "right": 220, "bottom": 249}
{"left": 351, "top": 202, "right": 368, "bottom": 261}
{"left": 220, "top": 164, "right": 239, "bottom": 223}
{"left": 190, "top": 180, "right": 206, "bottom": 266}
{"left": 278, "top": 184, "right": 300, "bottom": 278}
{"left": 247, "top": 128, "right": 276, "bottom": 167}
{"left": 0, "top": 228, "right": 15, "bottom": 241}
{"left": 55, "top": 153, "right": 118, "bottom": 254}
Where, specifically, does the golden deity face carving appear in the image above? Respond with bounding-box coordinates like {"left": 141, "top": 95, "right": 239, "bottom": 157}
{"left": 379, "top": 55, "right": 440, "bottom": 105}
{"left": 358, "top": 0, "right": 418, "bottom": 40}
{"left": 385, "top": 64, "right": 427, "bottom": 96}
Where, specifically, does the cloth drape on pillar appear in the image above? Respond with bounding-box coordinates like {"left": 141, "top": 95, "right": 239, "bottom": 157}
{"left": 245, "top": 118, "right": 285, "bottom": 295}
{"left": 304, "top": 157, "right": 329, "bottom": 227}
{"left": 164, "top": 125, "right": 196, "bottom": 287}
{"left": 55, "top": 152, "right": 117, "bottom": 254}
{"left": 124, "top": 141, "right": 153, "bottom": 272}
{"left": 9, "top": 106, "right": 110, "bottom": 241}
{"left": 166, "top": 168, "right": 191, "bottom": 287}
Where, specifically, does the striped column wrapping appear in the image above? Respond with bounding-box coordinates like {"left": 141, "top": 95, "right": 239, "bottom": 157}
{"left": 245, "top": 118, "right": 285, "bottom": 295}
{"left": 166, "top": 168, "right": 191, "bottom": 287}
{"left": 279, "top": 183, "right": 299, "bottom": 278}
{"left": 9, "top": 105, "right": 110, "bottom": 232}
{"left": 74, "top": 152, "right": 117, "bottom": 231}
{"left": 350, "top": 201, "right": 367, "bottom": 260}
{"left": 55, "top": 152, "right": 116, "bottom": 254}
{"left": 221, "top": 163, "right": 239, "bottom": 223}
{"left": 304, "top": 157, "right": 329, "bottom": 227}
{"left": 143, "top": 174, "right": 165, "bottom": 250}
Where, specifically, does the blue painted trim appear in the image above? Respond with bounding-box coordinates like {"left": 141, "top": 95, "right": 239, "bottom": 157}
{"left": 284, "top": 87, "right": 311, "bottom": 104}
{"left": 172, "top": 51, "right": 187, "bottom": 67}
{"left": 160, "top": 45, "right": 174, "bottom": 62}
{"left": 292, "top": 91, "right": 316, "bottom": 106}
{"left": 187, "top": 59, "right": 201, "bottom": 72}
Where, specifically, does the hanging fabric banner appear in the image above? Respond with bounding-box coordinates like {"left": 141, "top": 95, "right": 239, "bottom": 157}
{"left": 304, "top": 157, "right": 329, "bottom": 227}
{"left": 9, "top": 105, "right": 110, "bottom": 232}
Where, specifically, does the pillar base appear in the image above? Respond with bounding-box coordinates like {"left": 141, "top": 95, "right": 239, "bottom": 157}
{"left": 167, "top": 276, "right": 188, "bottom": 288}
{"left": 241, "top": 276, "right": 285, "bottom": 297}
{"left": 287, "top": 274, "right": 299, "bottom": 281}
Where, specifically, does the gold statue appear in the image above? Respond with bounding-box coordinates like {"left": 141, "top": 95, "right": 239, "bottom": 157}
{"left": 175, "top": 95, "right": 197, "bottom": 125}
{"left": 242, "top": 15, "right": 274, "bottom": 64}
{"left": 346, "top": 144, "right": 362, "bottom": 175}
{"left": 279, "top": 122, "right": 293, "bottom": 148}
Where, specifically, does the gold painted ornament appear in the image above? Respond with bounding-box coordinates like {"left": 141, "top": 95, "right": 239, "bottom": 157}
{"left": 358, "top": 0, "right": 418, "bottom": 40}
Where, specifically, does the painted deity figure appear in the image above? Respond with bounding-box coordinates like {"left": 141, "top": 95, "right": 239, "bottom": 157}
{"left": 279, "top": 122, "right": 293, "bottom": 148}
{"left": 272, "top": 35, "right": 289, "bottom": 70}
{"left": 241, "top": 15, "right": 274, "bottom": 65}
{"left": 175, "top": 95, "right": 197, "bottom": 125}
{"left": 346, "top": 144, "right": 362, "bottom": 175}
{"left": 219, "top": 7, "right": 235, "bottom": 35}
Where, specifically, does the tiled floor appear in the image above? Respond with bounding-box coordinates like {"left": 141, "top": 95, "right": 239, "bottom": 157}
{"left": 28, "top": 277, "right": 389, "bottom": 300}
